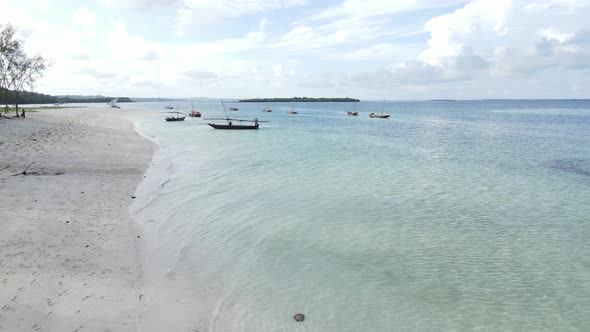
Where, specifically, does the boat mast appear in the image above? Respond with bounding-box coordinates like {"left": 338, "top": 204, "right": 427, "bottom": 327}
{"left": 220, "top": 99, "right": 230, "bottom": 124}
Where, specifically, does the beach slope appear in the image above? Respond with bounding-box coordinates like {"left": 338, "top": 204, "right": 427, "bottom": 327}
{"left": 0, "top": 108, "right": 152, "bottom": 331}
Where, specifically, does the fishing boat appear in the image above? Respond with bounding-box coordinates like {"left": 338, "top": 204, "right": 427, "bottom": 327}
{"left": 163, "top": 111, "right": 186, "bottom": 122}
{"left": 288, "top": 102, "right": 298, "bottom": 114}
{"left": 262, "top": 108, "right": 272, "bottom": 112}
{"left": 346, "top": 102, "right": 358, "bottom": 116}
{"left": 109, "top": 98, "right": 120, "bottom": 109}
{"left": 188, "top": 100, "right": 201, "bottom": 117}
{"left": 205, "top": 100, "right": 267, "bottom": 130}
{"left": 208, "top": 121, "right": 259, "bottom": 129}
{"left": 229, "top": 106, "right": 239, "bottom": 111}
{"left": 369, "top": 100, "right": 390, "bottom": 118}
{"left": 369, "top": 112, "right": 390, "bottom": 118}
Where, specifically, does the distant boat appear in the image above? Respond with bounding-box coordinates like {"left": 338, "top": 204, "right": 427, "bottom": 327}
{"left": 205, "top": 100, "right": 267, "bottom": 130}
{"left": 369, "top": 113, "right": 389, "bottom": 118}
{"left": 369, "top": 100, "right": 390, "bottom": 118}
{"left": 346, "top": 101, "right": 358, "bottom": 116}
{"left": 208, "top": 122, "right": 259, "bottom": 129}
{"left": 229, "top": 106, "right": 238, "bottom": 111}
{"left": 164, "top": 105, "right": 174, "bottom": 109}
{"left": 262, "top": 108, "right": 272, "bottom": 112}
{"left": 163, "top": 111, "right": 186, "bottom": 122}
{"left": 188, "top": 100, "right": 201, "bottom": 117}
{"left": 109, "top": 98, "right": 120, "bottom": 109}
{"left": 288, "top": 102, "right": 298, "bottom": 114}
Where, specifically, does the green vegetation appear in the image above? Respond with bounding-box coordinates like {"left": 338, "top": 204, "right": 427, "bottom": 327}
{"left": 239, "top": 97, "right": 360, "bottom": 103}
{"left": 1, "top": 24, "right": 49, "bottom": 116}
{"left": 0, "top": 89, "right": 133, "bottom": 104}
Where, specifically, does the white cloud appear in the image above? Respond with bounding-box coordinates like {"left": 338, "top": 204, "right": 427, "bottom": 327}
{"left": 100, "top": 0, "right": 180, "bottom": 9}
{"left": 524, "top": 0, "right": 584, "bottom": 12}
{"left": 32, "top": 0, "right": 51, "bottom": 11}
{"left": 420, "top": 0, "right": 512, "bottom": 62}
{"left": 183, "top": 0, "right": 307, "bottom": 16}
{"left": 328, "top": 42, "right": 423, "bottom": 61}
{"left": 139, "top": 50, "right": 159, "bottom": 61}
{"left": 71, "top": 7, "right": 97, "bottom": 27}
{"left": 313, "top": 0, "right": 464, "bottom": 20}
{"left": 181, "top": 68, "right": 218, "bottom": 81}
{"left": 175, "top": 0, "right": 306, "bottom": 33}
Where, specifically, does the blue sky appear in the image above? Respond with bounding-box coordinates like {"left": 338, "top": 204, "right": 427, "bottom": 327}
{"left": 1, "top": 0, "right": 589, "bottom": 99}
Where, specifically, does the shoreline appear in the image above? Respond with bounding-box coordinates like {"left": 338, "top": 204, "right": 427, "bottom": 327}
{"left": 0, "top": 108, "right": 153, "bottom": 331}
{"left": 125, "top": 116, "right": 174, "bottom": 330}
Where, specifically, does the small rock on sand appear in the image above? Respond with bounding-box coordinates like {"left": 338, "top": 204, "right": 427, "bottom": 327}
{"left": 293, "top": 313, "right": 305, "bottom": 322}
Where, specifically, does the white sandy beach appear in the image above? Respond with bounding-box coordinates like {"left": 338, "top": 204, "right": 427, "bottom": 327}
{"left": 0, "top": 108, "right": 153, "bottom": 331}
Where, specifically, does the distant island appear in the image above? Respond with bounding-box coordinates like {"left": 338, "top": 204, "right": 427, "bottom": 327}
{"left": 1, "top": 88, "right": 133, "bottom": 104}
{"left": 239, "top": 97, "right": 360, "bottom": 103}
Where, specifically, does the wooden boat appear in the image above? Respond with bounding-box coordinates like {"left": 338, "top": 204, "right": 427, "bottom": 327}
{"left": 288, "top": 102, "right": 298, "bottom": 114}
{"left": 204, "top": 100, "right": 267, "bottom": 130}
{"left": 208, "top": 122, "right": 259, "bottom": 130}
{"left": 347, "top": 111, "right": 359, "bottom": 116}
{"left": 163, "top": 111, "right": 186, "bottom": 121}
{"left": 369, "top": 112, "right": 390, "bottom": 118}
{"left": 369, "top": 100, "right": 390, "bottom": 118}
{"left": 109, "top": 98, "right": 121, "bottom": 109}
{"left": 188, "top": 101, "right": 201, "bottom": 117}
{"left": 262, "top": 108, "right": 272, "bottom": 112}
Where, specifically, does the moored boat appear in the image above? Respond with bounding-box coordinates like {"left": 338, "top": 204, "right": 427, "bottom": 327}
{"left": 188, "top": 100, "right": 201, "bottom": 117}
{"left": 288, "top": 102, "right": 298, "bottom": 114}
{"left": 204, "top": 100, "right": 267, "bottom": 129}
{"left": 347, "top": 111, "right": 359, "bottom": 116}
{"left": 163, "top": 111, "right": 186, "bottom": 121}
{"left": 369, "top": 100, "right": 390, "bottom": 118}
{"left": 262, "top": 108, "right": 272, "bottom": 112}
{"left": 207, "top": 122, "right": 259, "bottom": 130}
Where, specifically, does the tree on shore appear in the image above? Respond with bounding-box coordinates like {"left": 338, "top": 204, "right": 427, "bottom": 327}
{"left": 0, "top": 24, "right": 48, "bottom": 117}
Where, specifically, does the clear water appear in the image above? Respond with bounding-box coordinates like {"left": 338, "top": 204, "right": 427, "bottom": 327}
{"left": 128, "top": 100, "right": 590, "bottom": 331}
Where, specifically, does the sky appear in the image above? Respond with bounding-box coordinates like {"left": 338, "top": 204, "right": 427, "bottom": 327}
{"left": 0, "top": 0, "right": 589, "bottom": 99}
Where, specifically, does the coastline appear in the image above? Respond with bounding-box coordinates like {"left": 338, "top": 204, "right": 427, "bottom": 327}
{"left": 0, "top": 108, "right": 153, "bottom": 331}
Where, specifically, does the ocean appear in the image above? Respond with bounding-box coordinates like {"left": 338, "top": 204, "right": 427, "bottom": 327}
{"left": 126, "top": 99, "right": 590, "bottom": 331}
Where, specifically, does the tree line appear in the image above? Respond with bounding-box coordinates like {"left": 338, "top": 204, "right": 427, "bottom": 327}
{"left": 0, "top": 24, "right": 48, "bottom": 117}
{"left": 0, "top": 89, "right": 133, "bottom": 104}
{"left": 239, "top": 97, "right": 360, "bottom": 102}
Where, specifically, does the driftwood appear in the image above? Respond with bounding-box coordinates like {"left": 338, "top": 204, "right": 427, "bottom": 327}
{"left": 12, "top": 162, "right": 34, "bottom": 176}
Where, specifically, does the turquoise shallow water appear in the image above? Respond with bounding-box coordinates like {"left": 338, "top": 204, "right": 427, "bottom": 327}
{"left": 129, "top": 100, "right": 590, "bottom": 331}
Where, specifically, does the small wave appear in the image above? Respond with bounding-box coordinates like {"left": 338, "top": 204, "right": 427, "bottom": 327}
{"left": 548, "top": 158, "right": 590, "bottom": 177}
